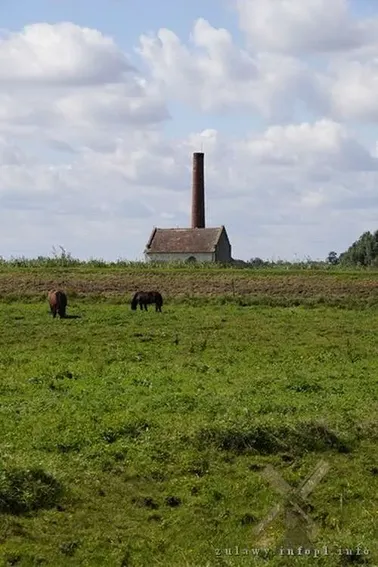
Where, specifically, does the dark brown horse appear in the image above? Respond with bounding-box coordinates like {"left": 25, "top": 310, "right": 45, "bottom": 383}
{"left": 48, "top": 289, "right": 67, "bottom": 318}
{"left": 131, "top": 290, "right": 163, "bottom": 312}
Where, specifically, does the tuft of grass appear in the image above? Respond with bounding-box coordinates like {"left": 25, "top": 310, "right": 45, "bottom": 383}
{"left": 0, "top": 467, "right": 64, "bottom": 515}
{"left": 195, "top": 421, "right": 353, "bottom": 455}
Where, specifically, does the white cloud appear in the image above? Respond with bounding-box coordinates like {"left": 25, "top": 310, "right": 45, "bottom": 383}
{"left": 235, "top": 0, "right": 373, "bottom": 54}
{"left": 0, "top": 22, "right": 133, "bottom": 84}
{"left": 0, "top": 11, "right": 378, "bottom": 262}
{"left": 0, "top": 137, "right": 26, "bottom": 165}
{"left": 239, "top": 120, "right": 378, "bottom": 171}
{"left": 58, "top": 82, "right": 168, "bottom": 125}
{"left": 0, "top": 23, "right": 169, "bottom": 148}
{"left": 330, "top": 59, "right": 378, "bottom": 121}
{"left": 137, "top": 18, "right": 328, "bottom": 119}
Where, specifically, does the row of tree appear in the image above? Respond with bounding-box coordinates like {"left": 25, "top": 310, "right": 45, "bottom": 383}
{"left": 243, "top": 231, "right": 378, "bottom": 267}
{"left": 327, "top": 230, "right": 378, "bottom": 266}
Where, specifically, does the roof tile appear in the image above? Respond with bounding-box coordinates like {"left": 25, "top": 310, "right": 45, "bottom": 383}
{"left": 145, "top": 227, "right": 224, "bottom": 253}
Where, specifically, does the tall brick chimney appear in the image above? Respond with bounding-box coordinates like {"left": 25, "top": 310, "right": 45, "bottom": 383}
{"left": 191, "top": 152, "right": 205, "bottom": 229}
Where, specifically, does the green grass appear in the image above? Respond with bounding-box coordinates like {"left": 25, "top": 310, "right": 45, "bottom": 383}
{"left": 0, "top": 301, "right": 377, "bottom": 566}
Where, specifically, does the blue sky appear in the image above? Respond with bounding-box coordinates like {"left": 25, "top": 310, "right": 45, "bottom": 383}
{"left": 1, "top": 0, "right": 241, "bottom": 48}
{"left": 1, "top": 0, "right": 378, "bottom": 261}
{"left": 2, "top": 0, "right": 371, "bottom": 44}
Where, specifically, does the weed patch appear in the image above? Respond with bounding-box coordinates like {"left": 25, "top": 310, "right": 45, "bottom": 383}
{"left": 0, "top": 467, "right": 64, "bottom": 515}
{"left": 196, "top": 422, "right": 353, "bottom": 455}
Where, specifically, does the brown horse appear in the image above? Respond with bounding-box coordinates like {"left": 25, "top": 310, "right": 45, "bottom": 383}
{"left": 131, "top": 290, "right": 163, "bottom": 312}
{"left": 48, "top": 289, "right": 67, "bottom": 318}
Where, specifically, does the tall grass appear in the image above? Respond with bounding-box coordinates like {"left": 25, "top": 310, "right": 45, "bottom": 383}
{"left": 0, "top": 246, "right": 377, "bottom": 273}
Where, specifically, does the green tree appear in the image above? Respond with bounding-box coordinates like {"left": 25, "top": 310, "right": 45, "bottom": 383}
{"left": 339, "top": 231, "right": 378, "bottom": 266}
{"left": 326, "top": 251, "right": 339, "bottom": 265}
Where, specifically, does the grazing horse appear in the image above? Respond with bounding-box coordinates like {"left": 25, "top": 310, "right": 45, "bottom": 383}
{"left": 48, "top": 289, "right": 67, "bottom": 319}
{"left": 131, "top": 290, "right": 163, "bottom": 312}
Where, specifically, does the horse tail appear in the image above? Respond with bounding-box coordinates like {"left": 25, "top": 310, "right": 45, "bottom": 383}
{"left": 57, "top": 291, "right": 67, "bottom": 317}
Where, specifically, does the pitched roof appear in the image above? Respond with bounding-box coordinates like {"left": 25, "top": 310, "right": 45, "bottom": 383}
{"left": 145, "top": 227, "right": 226, "bottom": 254}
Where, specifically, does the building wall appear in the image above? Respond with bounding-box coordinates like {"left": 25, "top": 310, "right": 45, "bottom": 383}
{"left": 145, "top": 252, "right": 215, "bottom": 263}
{"left": 215, "top": 230, "right": 232, "bottom": 262}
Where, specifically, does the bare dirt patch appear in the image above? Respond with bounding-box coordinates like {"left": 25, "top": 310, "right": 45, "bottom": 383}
{"left": 1, "top": 270, "right": 378, "bottom": 303}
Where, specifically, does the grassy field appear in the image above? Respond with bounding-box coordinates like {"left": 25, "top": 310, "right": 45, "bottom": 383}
{"left": 0, "top": 265, "right": 377, "bottom": 566}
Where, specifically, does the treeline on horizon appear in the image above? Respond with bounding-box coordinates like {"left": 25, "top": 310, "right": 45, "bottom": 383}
{"left": 0, "top": 231, "right": 377, "bottom": 270}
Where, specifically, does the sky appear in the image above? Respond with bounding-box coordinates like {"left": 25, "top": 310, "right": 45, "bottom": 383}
{"left": 1, "top": 0, "right": 378, "bottom": 261}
